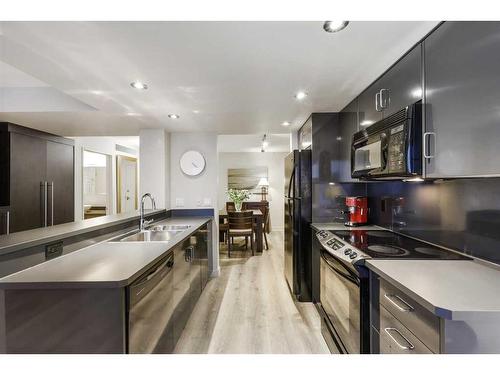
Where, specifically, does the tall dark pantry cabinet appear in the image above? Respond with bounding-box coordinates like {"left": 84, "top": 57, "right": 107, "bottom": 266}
{"left": 0, "top": 123, "right": 75, "bottom": 234}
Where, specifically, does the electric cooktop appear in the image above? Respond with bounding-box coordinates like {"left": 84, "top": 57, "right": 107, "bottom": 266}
{"left": 315, "top": 229, "right": 470, "bottom": 269}
{"left": 330, "top": 230, "right": 469, "bottom": 260}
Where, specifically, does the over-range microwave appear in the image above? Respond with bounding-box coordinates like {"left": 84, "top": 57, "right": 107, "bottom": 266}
{"left": 351, "top": 102, "right": 422, "bottom": 180}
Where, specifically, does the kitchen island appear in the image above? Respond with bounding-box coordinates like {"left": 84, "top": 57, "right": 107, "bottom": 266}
{"left": 0, "top": 216, "right": 214, "bottom": 354}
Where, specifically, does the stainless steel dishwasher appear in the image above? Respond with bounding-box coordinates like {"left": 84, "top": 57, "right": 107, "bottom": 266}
{"left": 127, "top": 251, "right": 175, "bottom": 354}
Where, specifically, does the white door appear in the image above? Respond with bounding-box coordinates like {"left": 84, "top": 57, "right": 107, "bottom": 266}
{"left": 119, "top": 157, "right": 137, "bottom": 213}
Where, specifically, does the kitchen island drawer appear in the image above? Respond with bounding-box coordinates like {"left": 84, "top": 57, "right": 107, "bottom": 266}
{"left": 380, "top": 305, "right": 433, "bottom": 354}
{"left": 380, "top": 279, "right": 439, "bottom": 352}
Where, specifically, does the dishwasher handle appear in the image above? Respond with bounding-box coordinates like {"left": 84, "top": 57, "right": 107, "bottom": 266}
{"left": 129, "top": 253, "right": 174, "bottom": 305}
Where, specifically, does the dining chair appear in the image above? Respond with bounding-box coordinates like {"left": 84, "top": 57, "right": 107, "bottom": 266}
{"left": 227, "top": 210, "right": 254, "bottom": 257}
{"left": 226, "top": 201, "right": 236, "bottom": 211}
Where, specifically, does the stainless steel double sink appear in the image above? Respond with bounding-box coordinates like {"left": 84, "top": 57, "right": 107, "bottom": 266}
{"left": 111, "top": 224, "right": 191, "bottom": 242}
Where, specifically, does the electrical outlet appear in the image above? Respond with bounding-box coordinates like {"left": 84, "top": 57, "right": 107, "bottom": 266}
{"left": 203, "top": 197, "right": 211, "bottom": 206}
{"left": 196, "top": 199, "right": 202, "bottom": 207}
{"left": 175, "top": 198, "right": 184, "bottom": 207}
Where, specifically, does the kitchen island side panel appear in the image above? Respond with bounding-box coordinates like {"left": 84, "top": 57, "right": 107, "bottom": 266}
{"left": 1, "top": 287, "right": 126, "bottom": 353}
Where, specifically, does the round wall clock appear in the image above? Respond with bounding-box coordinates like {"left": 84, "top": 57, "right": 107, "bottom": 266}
{"left": 180, "top": 150, "right": 206, "bottom": 176}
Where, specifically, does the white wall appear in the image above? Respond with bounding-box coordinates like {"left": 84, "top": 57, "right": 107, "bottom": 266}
{"left": 170, "top": 133, "right": 218, "bottom": 210}
{"left": 139, "top": 129, "right": 169, "bottom": 210}
{"left": 170, "top": 132, "right": 219, "bottom": 276}
{"left": 218, "top": 152, "right": 286, "bottom": 231}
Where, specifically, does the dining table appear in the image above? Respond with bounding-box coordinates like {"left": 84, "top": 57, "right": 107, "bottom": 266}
{"left": 219, "top": 210, "right": 264, "bottom": 253}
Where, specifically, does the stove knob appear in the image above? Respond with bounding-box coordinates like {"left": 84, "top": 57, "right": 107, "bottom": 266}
{"left": 344, "top": 249, "right": 352, "bottom": 255}
{"left": 349, "top": 252, "right": 358, "bottom": 259}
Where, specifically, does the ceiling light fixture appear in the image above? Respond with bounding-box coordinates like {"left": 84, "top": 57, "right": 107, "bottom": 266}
{"left": 294, "top": 91, "right": 308, "bottom": 100}
{"left": 323, "top": 21, "right": 349, "bottom": 33}
{"left": 282, "top": 121, "right": 291, "bottom": 127}
{"left": 360, "top": 120, "right": 374, "bottom": 127}
{"left": 168, "top": 114, "right": 180, "bottom": 119}
{"left": 193, "top": 110, "right": 200, "bottom": 114}
{"left": 261, "top": 134, "right": 268, "bottom": 152}
{"left": 130, "top": 81, "right": 148, "bottom": 90}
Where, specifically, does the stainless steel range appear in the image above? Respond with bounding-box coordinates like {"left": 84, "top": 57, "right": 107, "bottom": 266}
{"left": 315, "top": 228, "right": 469, "bottom": 354}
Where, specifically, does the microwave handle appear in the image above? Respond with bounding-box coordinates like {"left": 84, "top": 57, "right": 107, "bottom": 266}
{"left": 423, "top": 132, "right": 436, "bottom": 159}
{"left": 379, "top": 89, "right": 389, "bottom": 109}
{"left": 375, "top": 92, "right": 381, "bottom": 112}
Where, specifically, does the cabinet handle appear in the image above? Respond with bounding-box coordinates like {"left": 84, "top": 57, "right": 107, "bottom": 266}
{"left": 379, "top": 89, "right": 390, "bottom": 109}
{"left": 384, "top": 328, "right": 415, "bottom": 350}
{"left": 423, "top": 132, "right": 436, "bottom": 159}
{"left": 375, "top": 92, "right": 381, "bottom": 112}
{"left": 40, "top": 181, "right": 48, "bottom": 227}
{"left": 5, "top": 211, "right": 9, "bottom": 235}
{"left": 384, "top": 293, "right": 414, "bottom": 312}
{"left": 48, "top": 182, "right": 54, "bottom": 226}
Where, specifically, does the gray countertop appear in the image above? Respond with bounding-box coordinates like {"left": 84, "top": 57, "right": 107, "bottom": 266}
{"left": 0, "top": 209, "right": 166, "bottom": 256}
{"left": 0, "top": 216, "right": 211, "bottom": 289}
{"left": 365, "top": 259, "right": 500, "bottom": 320}
{"left": 311, "top": 222, "right": 384, "bottom": 231}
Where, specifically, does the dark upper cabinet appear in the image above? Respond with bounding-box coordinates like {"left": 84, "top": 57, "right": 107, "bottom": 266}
{"left": 376, "top": 45, "right": 422, "bottom": 118}
{"left": 298, "top": 117, "right": 312, "bottom": 150}
{"left": 337, "top": 99, "right": 359, "bottom": 182}
{"left": 424, "top": 22, "right": 500, "bottom": 178}
{"left": 358, "top": 83, "right": 383, "bottom": 128}
{"left": 0, "top": 123, "right": 74, "bottom": 234}
{"left": 358, "top": 45, "right": 422, "bottom": 130}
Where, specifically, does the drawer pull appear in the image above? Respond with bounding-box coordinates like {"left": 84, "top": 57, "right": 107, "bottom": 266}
{"left": 384, "top": 328, "right": 415, "bottom": 350}
{"left": 384, "top": 293, "right": 414, "bottom": 312}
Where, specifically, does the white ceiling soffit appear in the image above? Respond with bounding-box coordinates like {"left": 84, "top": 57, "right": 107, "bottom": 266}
{"left": 218, "top": 134, "right": 290, "bottom": 153}
{"left": 0, "top": 21, "right": 439, "bottom": 136}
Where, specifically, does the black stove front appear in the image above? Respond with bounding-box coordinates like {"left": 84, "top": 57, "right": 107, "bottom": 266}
{"left": 330, "top": 230, "right": 469, "bottom": 260}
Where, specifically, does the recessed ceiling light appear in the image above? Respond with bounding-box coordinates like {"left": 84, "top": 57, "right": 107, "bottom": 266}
{"left": 193, "top": 110, "right": 200, "bottom": 114}
{"left": 294, "top": 91, "right": 308, "bottom": 100}
{"left": 130, "top": 81, "right": 148, "bottom": 90}
{"left": 168, "top": 114, "right": 180, "bottom": 119}
{"left": 336, "top": 136, "right": 342, "bottom": 141}
{"left": 323, "top": 21, "right": 349, "bottom": 33}
{"left": 282, "top": 121, "right": 291, "bottom": 127}
{"left": 126, "top": 112, "right": 141, "bottom": 117}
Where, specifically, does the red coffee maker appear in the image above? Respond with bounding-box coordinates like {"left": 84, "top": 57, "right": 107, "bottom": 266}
{"left": 345, "top": 196, "right": 368, "bottom": 226}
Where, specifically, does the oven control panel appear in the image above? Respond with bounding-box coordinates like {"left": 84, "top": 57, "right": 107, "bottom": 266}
{"left": 316, "top": 230, "right": 370, "bottom": 264}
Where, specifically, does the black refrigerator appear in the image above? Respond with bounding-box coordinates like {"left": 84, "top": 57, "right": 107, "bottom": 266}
{"left": 284, "top": 149, "right": 312, "bottom": 302}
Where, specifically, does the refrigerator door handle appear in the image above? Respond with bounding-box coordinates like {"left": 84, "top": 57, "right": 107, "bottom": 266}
{"left": 287, "top": 169, "right": 295, "bottom": 199}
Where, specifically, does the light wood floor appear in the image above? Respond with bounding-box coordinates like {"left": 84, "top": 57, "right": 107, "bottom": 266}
{"left": 174, "top": 231, "right": 329, "bottom": 354}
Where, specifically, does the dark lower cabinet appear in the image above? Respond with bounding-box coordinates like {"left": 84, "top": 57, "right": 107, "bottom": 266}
{"left": 0, "top": 122, "right": 74, "bottom": 233}
{"left": 127, "top": 224, "right": 209, "bottom": 354}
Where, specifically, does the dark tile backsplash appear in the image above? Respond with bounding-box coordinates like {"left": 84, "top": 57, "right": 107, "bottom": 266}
{"left": 321, "top": 178, "right": 500, "bottom": 264}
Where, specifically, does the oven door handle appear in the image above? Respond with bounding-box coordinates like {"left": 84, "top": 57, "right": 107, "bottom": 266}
{"left": 321, "top": 250, "right": 360, "bottom": 286}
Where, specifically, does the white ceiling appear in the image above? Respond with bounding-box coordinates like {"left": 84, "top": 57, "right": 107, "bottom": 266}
{"left": 0, "top": 21, "right": 439, "bottom": 136}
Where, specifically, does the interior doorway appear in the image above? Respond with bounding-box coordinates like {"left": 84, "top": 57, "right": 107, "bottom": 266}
{"left": 117, "top": 155, "right": 138, "bottom": 213}
{"left": 82, "top": 150, "right": 111, "bottom": 219}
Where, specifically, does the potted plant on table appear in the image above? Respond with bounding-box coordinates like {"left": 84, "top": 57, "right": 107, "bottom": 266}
{"left": 227, "top": 189, "right": 251, "bottom": 212}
